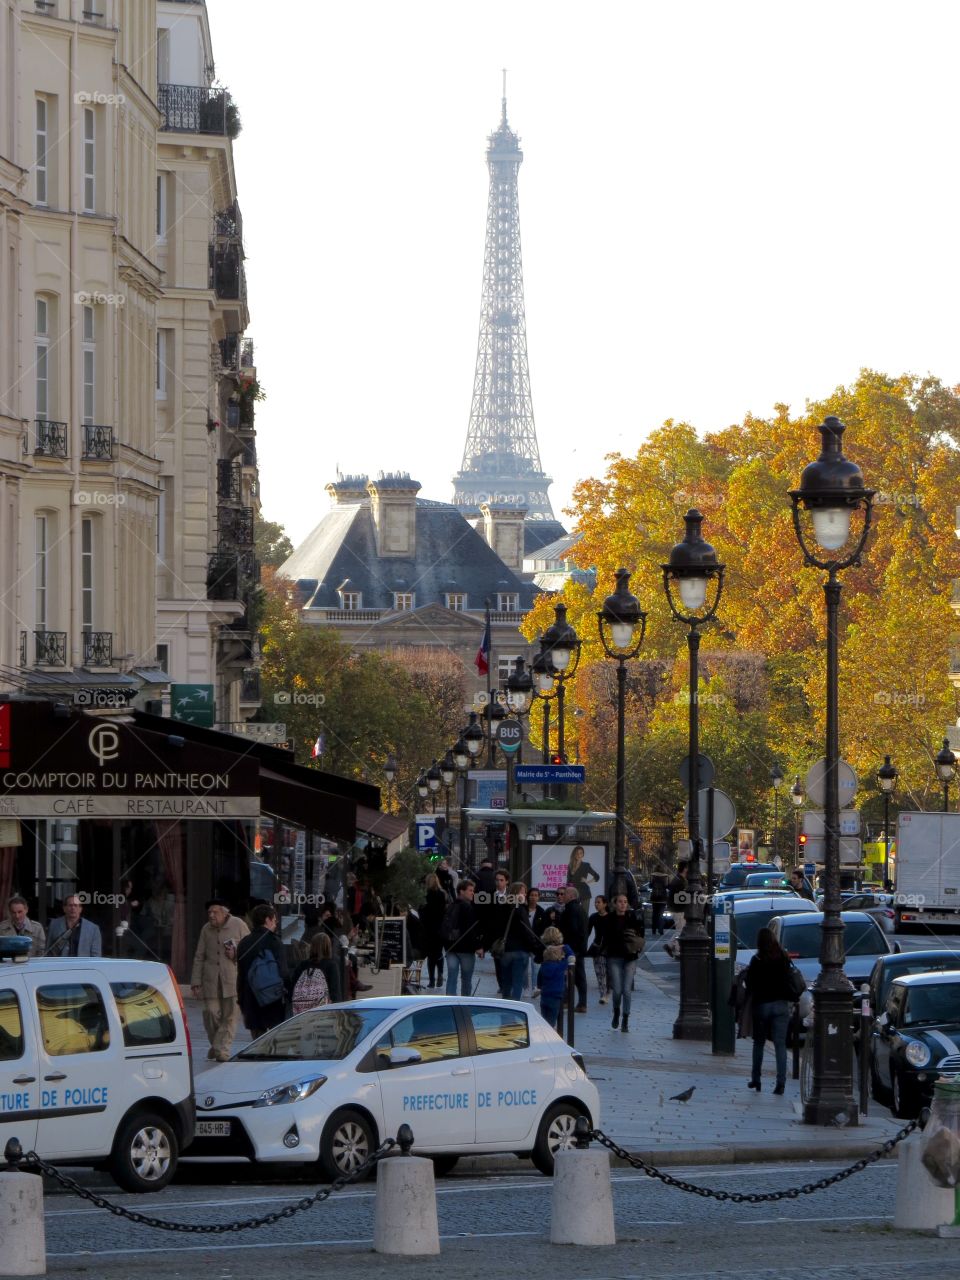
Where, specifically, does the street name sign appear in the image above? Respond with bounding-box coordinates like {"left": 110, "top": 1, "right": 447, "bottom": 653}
{"left": 514, "top": 764, "right": 586, "bottom": 785}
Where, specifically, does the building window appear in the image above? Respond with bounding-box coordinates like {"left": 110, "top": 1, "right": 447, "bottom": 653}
{"left": 35, "top": 515, "right": 48, "bottom": 629}
{"left": 81, "top": 304, "right": 96, "bottom": 424}
{"left": 340, "top": 592, "right": 361, "bottom": 611}
{"left": 35, "top": 298, "right": 50, "bottom": 419}
{"left": 393, "top": 593, "right": 414, "bottom": 611}
{"left": 498, "top": 656, "right": 519, "bottom": 683}
{"left": 156, "top": 172, "right": 168, "bottom": 240}
{"left": 81, "top": 516, "right": 95, "bottom": 632}
{"left": 497, "top": 593, "right": 520, "bottom": 613}
{"left": 35, "top": 98, "right": 48, "bottom": 205}
{"left": 82, "top": 108, "right": 95, "bottom": 213}
{"left": 156, "top": 643, "right": 169, "bottom": 672}
{"left": 445, "top": 593, "right": 467, "bottom": 611}
{"left": 156, "top": 329, "right": 168, "bottom": 397}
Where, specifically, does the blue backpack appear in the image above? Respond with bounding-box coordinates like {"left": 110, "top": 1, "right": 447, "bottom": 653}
{"left": 246, "top": 940, "right": 285, "bottom": 1007}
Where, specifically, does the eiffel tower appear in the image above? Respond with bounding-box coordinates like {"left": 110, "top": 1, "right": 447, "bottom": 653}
{"left": 452, "top": 83, "right": 554, "bottom": 520}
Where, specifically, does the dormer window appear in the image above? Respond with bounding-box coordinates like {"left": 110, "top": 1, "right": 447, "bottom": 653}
{"left": 445, "top": 593, "right": 466, "bottom": 612}
{"left": 393, "top": 592, "right": 414, "bottom": 611}
{"left": 340, "top": 591, "right": 361, "bottom": 611}
{"left": 497, "top": 592, "right": 519, "bottom": 613}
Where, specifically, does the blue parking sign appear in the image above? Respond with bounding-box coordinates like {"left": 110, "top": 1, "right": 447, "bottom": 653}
{"left": 416, "top": 816, "right": 437, "bottom": 851}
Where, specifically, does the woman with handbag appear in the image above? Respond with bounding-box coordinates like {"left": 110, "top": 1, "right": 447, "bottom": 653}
{"left": 498, "top": 883, "right": 542, "bottom": 1001}
{"left": 603, "top": 893, "right": 644, "bottom": 1033}
{"left": 744, "top": 926, "right": 795, "bottom": 1094}
{"left": 587, "top": 895, "right": 611, "bottom": 1006}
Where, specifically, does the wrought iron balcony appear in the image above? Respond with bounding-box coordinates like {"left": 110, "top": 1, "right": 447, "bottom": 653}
{"left": 82, "top": 631, "right": 113, "bottom": 666}
{"left": 81, "top": 7, "right": 106, "bottom": 23}
{"left": 214, "top": 201, "right": 243, "bottom": 242}
{"left": 158, "top": 84, "right": 238, "bottom": 137}
{"left": 240, "top": 668, "right": 261, "bottom": 703}
{"left": 218, "top": 335, "right": 256, "bottom": 373}
{"left": 241, "top": 440, "right": 257, "bottom": 468}
{"left": 81, "top": 424, "right": 114, "bottom": 460}
{"left": 217, "top": 458, "right": 243, "bottom": 503}
{"left": 34, "top": 420, "right": 68, "bottom": 458}
{"left": 218, "top": 505, "right": 254, "bottom": 547}
{"left": 207, "top": 552, "right": 239, "bottom": 601}
{"left": 34, "top": 631, "right": 67, "bottom": 667}
{"left": 210, "top": 243, "right": 246, "bottom": 302}
{"left": 19, "top": 632, "right": 26, "bottom": 668}
{"left": 34, "top": 0, "right": 55, "bottom": 12}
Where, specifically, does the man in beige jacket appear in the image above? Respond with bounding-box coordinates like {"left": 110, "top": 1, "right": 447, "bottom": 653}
{"left": 190, "top": 899, "right": 249, "bottom": 1061}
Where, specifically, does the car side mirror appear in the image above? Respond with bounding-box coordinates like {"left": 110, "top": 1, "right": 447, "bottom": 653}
{"left": 876, "top": 1011, "right": 889, "bottom": 1030}
{"left": 892, "top": 942, "right": 901, "bottom": 954}
{"left": 387, "top": 1046, "right": 422, "bottom": 1067}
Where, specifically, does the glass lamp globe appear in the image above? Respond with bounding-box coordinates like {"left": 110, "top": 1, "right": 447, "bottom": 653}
{"left": 677, "top": 576, "right": 708, "bottom": 612}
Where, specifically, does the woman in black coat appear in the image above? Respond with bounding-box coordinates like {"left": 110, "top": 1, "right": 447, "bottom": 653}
{"left": 744, "top": 927, "right": 793, "bottom": 1094}
{"left": 237, "top": 903, "right": 289, "bottom": 1038}
{"left": 420, "top": 873, "right": 449, "bottom": 989}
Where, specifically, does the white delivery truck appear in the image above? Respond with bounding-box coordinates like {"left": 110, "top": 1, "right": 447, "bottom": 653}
{"left": 895, "top": 811, "right": 960, "bottom": 932}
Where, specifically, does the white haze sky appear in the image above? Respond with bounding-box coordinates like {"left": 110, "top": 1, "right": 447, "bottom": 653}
{"left": 206, "top": 0, "right": 960, "bottom": 547}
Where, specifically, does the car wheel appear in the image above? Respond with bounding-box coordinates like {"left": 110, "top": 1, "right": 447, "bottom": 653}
{"left": 892, "top": 1068, "right": 920, "bottom": 1120}
{"left": 318, "top": 1108, "right": 376, "bottom": 1182}
{"left": 109, "top": 1112, "right": 178, "bottom": 1193}
{"left": 431, "top": 1155, "right": 459, "bottom": 1176}
{"left": 531, "top": 1102, "right": 586, "bottom": 1176}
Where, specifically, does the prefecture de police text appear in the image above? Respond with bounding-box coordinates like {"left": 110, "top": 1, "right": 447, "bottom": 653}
{"left": 402, "top": 1088, "right": 536, "bottom": 1112}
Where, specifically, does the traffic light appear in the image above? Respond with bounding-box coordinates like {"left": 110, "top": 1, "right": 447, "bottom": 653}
{"left": 798, "top": 831, "right": 808, "bottom": 855}
{"left": 550, "top": 752, "right": 566, "bottom": 765}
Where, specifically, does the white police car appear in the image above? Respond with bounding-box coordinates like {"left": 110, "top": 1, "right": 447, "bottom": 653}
{"left": 189, "top": 996, "right": 598, "bottom": 1178}
{"left": 0, "top": 939, "right": 193, "bottom": 1192}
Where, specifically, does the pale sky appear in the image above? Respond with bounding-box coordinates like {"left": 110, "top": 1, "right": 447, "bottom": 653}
{"left": 206, "top": 0, "right": 960, "bottom": 548}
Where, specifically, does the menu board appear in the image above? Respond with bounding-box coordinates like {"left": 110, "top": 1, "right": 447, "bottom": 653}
{"left": 375, "top": 916, "right": 407, "bottom": 970}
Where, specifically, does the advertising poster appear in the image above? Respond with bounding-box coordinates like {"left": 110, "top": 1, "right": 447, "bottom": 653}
{"left": 529, "top": 842, "right": 609, "bottom": 913}
{"left": 735, "top": 828, "right": 755, "bottom": 862}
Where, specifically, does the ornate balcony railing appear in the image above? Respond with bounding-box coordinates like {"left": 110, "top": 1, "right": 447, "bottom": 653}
{"left": 34, "top": 631, "right": 67, "bottom": 666}
{"left": 214, "top": 201, "right": 242, "bottom": 242}
{"left": 217, "top": 458, "right": 243, "bottom": 503}
{"left": 81, "top": 424, "right": 114, "bottom": 460}
{"left": 240, "top": 668, "right": 261, "bottom": 703}
{"left": 210, "top": 243, "right": 246, "bottom": 302}
{"left": 207, "top": 551, "right": 258, "bottom": 602}
{"left": 19, "top": 632, "right": 27, "bottom": 667}
{"left": 158, "top": 84, "right": 237, "bottom": 138}
{"left": 82, "top": 631, "right": 113, "bottom": 666}
{"left": 219, "top": 335, "right": 255, "bottom": 372}
{"left": 218, "top": 505, "right": 254, "bottom": 547}
{"left": 34, "top": 420, "right": 68, "bottom": 458}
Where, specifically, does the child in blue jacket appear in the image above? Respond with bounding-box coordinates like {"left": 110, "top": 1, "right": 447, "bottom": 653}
{"left": 538, "top": 925, "right": 573, "bottom": 1030}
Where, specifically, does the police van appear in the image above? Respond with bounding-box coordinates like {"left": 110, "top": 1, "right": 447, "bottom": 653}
{"left": 0, "top": 938, "right": 193, "bottom": 1191}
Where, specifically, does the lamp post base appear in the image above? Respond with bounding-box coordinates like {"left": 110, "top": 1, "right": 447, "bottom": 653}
{"left": 673, "top": 928, "right": 712, "bottom": 1041}
{"left": 802, "top": 983, "right": 858, "bottom": 1126}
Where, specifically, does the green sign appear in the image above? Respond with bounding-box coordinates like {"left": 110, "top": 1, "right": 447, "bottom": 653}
{"left": 170, "top": 684, "right": 215, "bottom": 726}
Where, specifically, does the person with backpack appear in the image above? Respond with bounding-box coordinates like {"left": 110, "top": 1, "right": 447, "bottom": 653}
{"left": 538, "top": 925, "right": 573, "bottom": 1030}
{"left": 443, "top": 881, "right": 485, "bottom": 995}
{"left": 290, "top": 933, "right": 334, "bottom": 1013}
{"left": 237, "top": 903, "right": 289, "bottom": 1038}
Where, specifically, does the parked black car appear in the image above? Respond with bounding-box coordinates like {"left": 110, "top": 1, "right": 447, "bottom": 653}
{"left": 871, "top": 970, "right": 960, "bottom": 1117}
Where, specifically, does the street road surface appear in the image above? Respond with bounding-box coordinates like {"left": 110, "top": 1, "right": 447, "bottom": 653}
{"left": 38, "top": 1158, "right": 960, "bottom": 1278}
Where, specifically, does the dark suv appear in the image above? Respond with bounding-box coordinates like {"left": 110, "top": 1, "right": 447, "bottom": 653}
{"left": 717, "top": 863, "right": 781, "bottom": 891}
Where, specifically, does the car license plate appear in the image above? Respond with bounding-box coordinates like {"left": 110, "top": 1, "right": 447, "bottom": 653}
{"left": 195, "top": 1120, "right": 232, "bottom": 1137}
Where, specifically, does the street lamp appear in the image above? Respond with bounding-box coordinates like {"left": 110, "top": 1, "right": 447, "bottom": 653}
{"left": 383, "top": 753, "right": 398, "bottom": 812}
{"left": 416, "top": 769, "right": 429, "bottom": 804}
{"left": 936, "top": 739, "right": 956, "bottom": 813}
{"left": 598, "top": 569, "right": 647, "bottom": 900}
{"left": 426, "top": 759, "right": 442, "bottom": 814}
{"left": 876, "top": 755, "right": 897, "bottom": 887}
{"left": 790, "top": 414, "right": 874, "bottom": 1126}
{"left": 440, "top": 750, "right": 456, "bottom": 854}
{"left": 462, "top": 712, "right": 485, "bottom": 761}
{"left": 483, "top": 697, "right": 506, "bottom": 767}
{"left": 506, "top": 656, "right": 534, "bottom": 765}
{"left": 538, "top": 603, "right": 581, "bottom": 763}
{"left": 770, "top": 763, "right": 784, "bottom": 863}
{"left": 790, "top": 775, "right": 805, "bottom": 867}
{"left": 531, "top": 650, "right": 558, "bottom": 764}
{"left": 662, "top": 509, "right": 725, "bottom": 1041}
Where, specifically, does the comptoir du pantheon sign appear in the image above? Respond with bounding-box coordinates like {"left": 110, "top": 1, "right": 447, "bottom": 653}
{"left": 0, "top": 703, "right": 259, "bottom": 819}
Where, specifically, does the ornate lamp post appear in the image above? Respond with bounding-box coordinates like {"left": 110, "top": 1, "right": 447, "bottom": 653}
{"left": 598, "top": 569, "right": 647, "bottom": 900}
{"left": 440, "top": 749, "right": 456, "bottom": 854}
{"left": 790, "top": 415, "right": 874, "bottom": 1126}
{"left": 936, "top": 739, "right": 956, "bottom": 813}
{"left": 531, "top": 650, "right": 558, "bottom": 763}
{"left": 462, "top": 711, "right": 485, "bottom": 763}
{"left": 416, "top": 769, "right": 429, "bottom": 809}
{"left": 770, "top": 763, "right": 784, "bottom": 862}
{"left": 661, "top": 509, "right": 725, "bottom": 1041}
{"left": 538, "top": 603, "right": 581, "bottom": 763}
{"left": 426, "top": 759, "right": 442, "bottom": 815}
{"left": 383, "top": 753, "right": 398, "bottom": 812}
{"left": 790, "top": 775, "right": 805, "bottom": 866}
{"left": 506, "top": 656, "right": 534, "bottom": 765}
{"left": 876, "top": 755, "right": 897, "bottom": 887}
{"left": 483, "top": 697, "right": 506, "bottom": 767}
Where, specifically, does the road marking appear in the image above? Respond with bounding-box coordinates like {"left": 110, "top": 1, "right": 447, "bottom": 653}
{"left": 48, "top": 1229, "right": 542, "bottom": 1258}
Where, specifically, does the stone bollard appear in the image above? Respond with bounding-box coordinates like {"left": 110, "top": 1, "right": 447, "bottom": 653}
{"left": 549, "top": 1117, "right": 616, "bottom": 1246}
{"left": 373, "top": 1125, "right": 440, "bottom": 1256}
{"left": 894, "top": 1133, "right": 955, "bottom": 1230}
{"left": 0, "top": 1140, "right": 45, "bottom": 1276}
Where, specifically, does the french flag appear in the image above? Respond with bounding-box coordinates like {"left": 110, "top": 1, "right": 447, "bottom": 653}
{"left": 475, "top": 617, "right": 491, "bottom": 677}
{"left": 311, "top": 734, "right": 325, "bottom": 760}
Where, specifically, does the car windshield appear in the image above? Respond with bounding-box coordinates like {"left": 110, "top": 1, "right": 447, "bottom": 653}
{"left": 236, "top": 1008, "right": 392, "bottom": 1061}
{"left": 903, "top": 985, "right": 960, "bottom": 1026}
{"left": 781, "top": 919, "right": 885, "bottom": 958}
{"left": 735, "top": 909, "right": 806, "bottom": 949}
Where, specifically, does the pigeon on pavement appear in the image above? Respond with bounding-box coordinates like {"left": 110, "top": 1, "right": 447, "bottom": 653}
{"left": 669, "top": 1086, "right": 696, "bottom": 1102}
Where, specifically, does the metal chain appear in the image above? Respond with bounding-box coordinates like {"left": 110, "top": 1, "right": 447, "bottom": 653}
{"left": 591, "top": 1120, "right": 918, "bottom": 1202}
{"left": 18, "top": 1139, "right": 396, "bottom": 1233}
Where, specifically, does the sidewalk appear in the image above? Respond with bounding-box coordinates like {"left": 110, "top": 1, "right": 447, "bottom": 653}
{"left": 183, "top": 935, "right": 905, "bottom": 1167}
